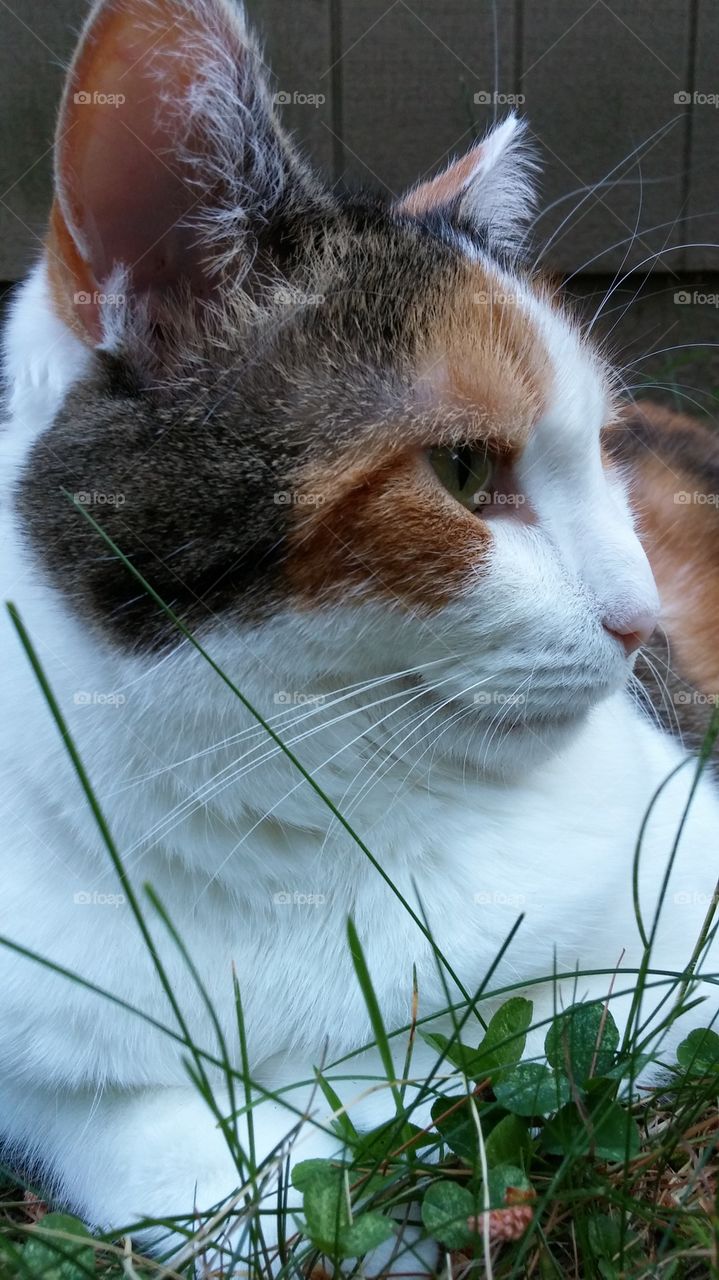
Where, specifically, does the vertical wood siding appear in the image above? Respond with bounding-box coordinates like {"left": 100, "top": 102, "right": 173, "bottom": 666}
{"left": 0, "top": 0, "right": 715, "bottom": 279}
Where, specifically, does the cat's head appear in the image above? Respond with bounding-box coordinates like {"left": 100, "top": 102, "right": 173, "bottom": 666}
{"left": 16, "top": 0, "right": 659, "bottom": 782}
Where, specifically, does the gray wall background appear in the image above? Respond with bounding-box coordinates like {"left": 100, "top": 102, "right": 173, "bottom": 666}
{"left": 0, "top": 0, "right": 717, "bottom": 392}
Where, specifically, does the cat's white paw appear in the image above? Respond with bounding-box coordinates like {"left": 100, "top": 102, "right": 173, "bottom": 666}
{"left": 359, "top": 1226, "right": 441, "bottom": 1278}
{"left": 196, "top": 1224, "right": 441, "bottom": 1279}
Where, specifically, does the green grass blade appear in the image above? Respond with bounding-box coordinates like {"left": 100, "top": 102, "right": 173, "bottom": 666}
{"left": 60, "top": 494, "right": 471, "bottom": 1005}
{"left": 346, "top": 917, "right": 403, "bottom": 1116}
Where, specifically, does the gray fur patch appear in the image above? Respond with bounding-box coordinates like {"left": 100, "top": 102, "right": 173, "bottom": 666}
{"left": 17, "top": 200, "right": 470, "bottom": 649}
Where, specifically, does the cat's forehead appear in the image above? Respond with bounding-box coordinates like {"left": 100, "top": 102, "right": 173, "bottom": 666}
{"left": 218, "top": 205, "right": 588, "bottom": 459}
{"left": 271, "top": 214, "right": 603, "bottom": 461}
{"left": 414, "top": 263, "right": 551, "bottom": 451}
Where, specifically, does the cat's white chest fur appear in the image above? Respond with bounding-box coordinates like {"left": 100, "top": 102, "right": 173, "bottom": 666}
{"left": 0, "top": 365, "right": 715, "bottom": 1086}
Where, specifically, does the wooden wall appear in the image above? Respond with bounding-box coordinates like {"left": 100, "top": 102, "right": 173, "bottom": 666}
{"left": 1, "top": 0, "right": 716, "bottom": 280}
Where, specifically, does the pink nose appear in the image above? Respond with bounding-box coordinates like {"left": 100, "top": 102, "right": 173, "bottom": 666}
{"left": 603, "top": 612, "right": 657, "bottom": 657}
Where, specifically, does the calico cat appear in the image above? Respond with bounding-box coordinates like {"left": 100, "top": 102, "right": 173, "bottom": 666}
{"left": 1, "top": 0, "right": 718, "bottom": 1275}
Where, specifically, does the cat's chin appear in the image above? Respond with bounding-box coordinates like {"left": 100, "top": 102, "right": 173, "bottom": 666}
{"left": 451, "top": 706, "right": 591, "bottom": 778}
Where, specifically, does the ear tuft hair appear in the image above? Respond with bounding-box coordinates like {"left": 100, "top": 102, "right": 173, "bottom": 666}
{"left": 458, "top": 116, "right": 539, "bottom": 250}
{"left": 397, "top": 115, "right": 539, "bottom": 255}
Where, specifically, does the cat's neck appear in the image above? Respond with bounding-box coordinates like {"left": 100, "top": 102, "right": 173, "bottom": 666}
{"left": 10, "top": 684, "right": 663, "bottom": 900}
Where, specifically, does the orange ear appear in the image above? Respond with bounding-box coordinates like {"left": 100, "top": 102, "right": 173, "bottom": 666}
{"left": 396, "top": 116, "right": 538, "bottom": 252}
{"left": 47, "top": 0, "right": 276, "bottom": 344}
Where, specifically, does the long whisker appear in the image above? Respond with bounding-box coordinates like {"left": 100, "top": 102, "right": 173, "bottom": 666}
{"left": 599, "top": 193, "right": 693, "bottom": 354}
{"left": 111, "top": 660, "right": 454, "bottom": 854}
{"left": 622, "top": 339, "right": 719, "bottom": 372}
{"left": 125, "top": 662, "right": 460, "bottom": 888}
{"left": 621, "top": 383, "right": 714, "bottom": 417}
{"left": 121, "top": 673, "right": 457, "bottom": 866}
{"left": 376, "top": 704, "right": 475, "bottom": 825}
{"left": 476, "top": 672, "right": 535, "bottom": 771}
{"left": 587, "top": 246, "right": 719, "bottom": 334}
{"left": 191, "top": 673, "right": 462, "bottom": 898}
{"left": 143, "top": 656, "right": 455, "bottom": 783}
{"left": 637, "top": 639, "right": 684, "bottom": 744}
{"left": 532, "top": 117, "right": 680, "bottom": 271}
{"left": 340, "top": 692, "right": 464, "bottom": 821}
{"left": 342, "top": 671, "right": 504, "bottom": 821}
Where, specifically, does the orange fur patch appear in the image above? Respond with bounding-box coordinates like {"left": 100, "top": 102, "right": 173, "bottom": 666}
{"left": 46, "top": 202, "right": 97, "bottom": 343}
{"left": 398, "top": 147, "right": 484, "bottom": 217}
{"left": 613, "top": 404, "right": 719, "bottom": 694}
{"left": 422, "top": 264, "right": 550, "bottom": 452}
{"left": 285, "top": 452, "right": 491, "bottom": 611}
{"left": 285, "top": 264, "right": 548, "bottom": 612}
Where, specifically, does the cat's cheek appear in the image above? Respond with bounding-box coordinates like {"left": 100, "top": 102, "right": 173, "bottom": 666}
{"left": 282, "top": 461, "right": 493, "bottom": 612}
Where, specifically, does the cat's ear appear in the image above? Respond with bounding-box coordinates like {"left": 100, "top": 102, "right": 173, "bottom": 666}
{"left": 48, "top": 0, "right": 315, "bottom": 343}
{"left": 397, "top": 116, "right": 538, "bottom": 254}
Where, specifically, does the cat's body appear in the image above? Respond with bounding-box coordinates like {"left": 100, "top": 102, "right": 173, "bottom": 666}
{"left": 1, "top": 1, "right": 718, "bottom": 1274}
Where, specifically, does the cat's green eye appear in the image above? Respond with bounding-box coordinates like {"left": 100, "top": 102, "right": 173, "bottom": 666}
{"left": 428, "top": 444, "right": 494, "bottom": 510}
